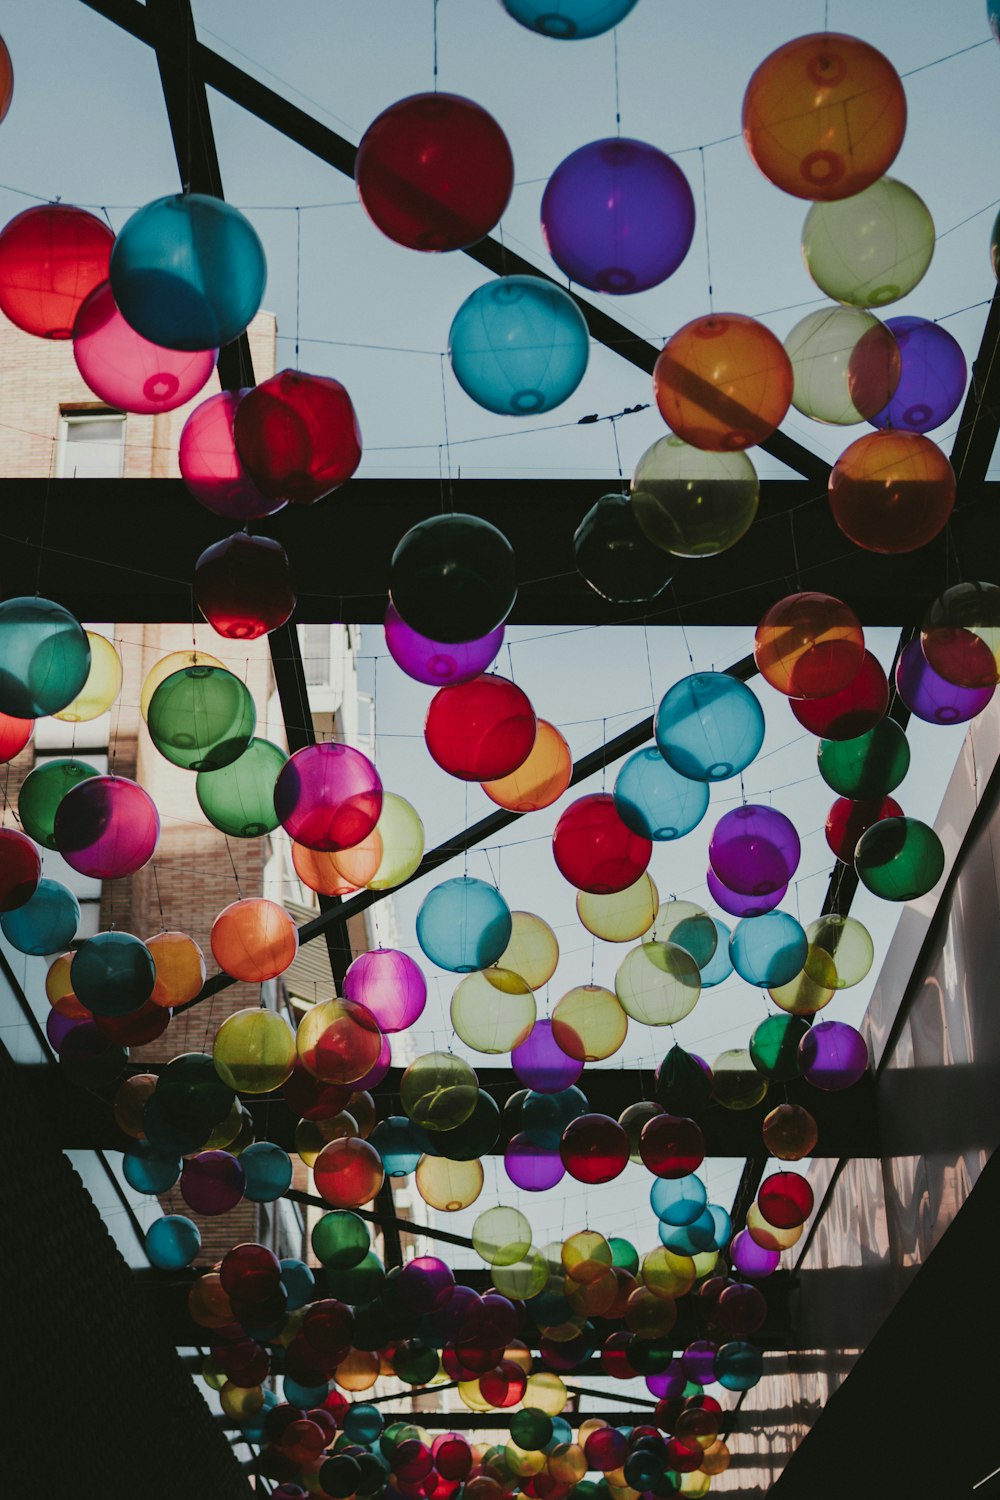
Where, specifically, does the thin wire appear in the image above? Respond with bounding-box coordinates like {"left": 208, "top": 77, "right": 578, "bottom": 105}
{"left": 609, "top": 416, "right": 624, "bottom": 485}
{"left": 699, "top": 147, "right": 714, "bottom": 313}
{"left": 433, "top": 0, "right": 440, "bottom": 88}
{"left": 439, "top": 354, "right": 454, "bottom": 509}
{"left": 613, "top": 28, "right": 622, "bottom": 135}
{"left": 823, "top": 0, "right": 829, "bottom": 31}
{"left": 295, "top": 207, "right": 302, "bottom": 367}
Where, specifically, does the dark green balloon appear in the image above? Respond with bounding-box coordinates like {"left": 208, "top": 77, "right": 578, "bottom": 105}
{"left": 389, "top": 512, "right": 517, "bottom": 643}
{"left": 509, "top": 1407, "right": 553, "bottom": 1451}
{"left": 423, "top": 1089, "right": 500, "bottom": 1160}
{"left": 655, "top": 1042, "right": 713, "bottom": 1115}
{"left": 855, "top": 816, "right": 945, "bottom": 900}
{"left": 195, "top": 736, "right": 287, "bottom": 836}
{"left": 311, "top": 1210, "right": 371, "bottom": 1269}
{"left": 70, "top": 931, "right": 156, "bottom": 1017}
{"left": 609, "top": 1236, "right": 639, "bottom": 1275}
{"left": 749, "top": 1012, "right": 810, "bottom": 1081}
{"left": 147, "top": 665, "right": 255, "bottom": 772}
{"left": 142, "top": 1089, "right": 213, "bottom": 1155}
{"left": 573, "top": 493, "right": 672, "bottom": 605}
{"left": 817, "top": 719, "right": 909, "bottom": 800}
{"left": 625, "top": 1334, "right": 674, "bottom": 1374}
{"left": 18, "top": 757, "right": 99, "bottom": 849}
{"left": 0, "top": 596, "right": 91, "bottom": 718}
{"left": 157, "top": 1051, "right": 235, "bottom": 1129}
{"left": 392, "top": 1337, "right": 439, "bottom": 1385}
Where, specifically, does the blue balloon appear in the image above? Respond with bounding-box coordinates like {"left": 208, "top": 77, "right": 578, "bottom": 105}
{"left": 706, "top": 1203, "right": 732, "bottom": 1250}
{"left": 549, "top": 1417, "right": 574, "bottom": 1447}
{"left": 449, "top": 276, "right": 589, "bottom": 416}
{"left": 0, "top": 596, "right": 91, "bottom": 718}
{"left": 501, "top": 0, "right": 640, "bottom": 39}
{"left": 614, "top": 747, "right": 709, "bottom": 840}
{"left": 1, "top": 877, "right": 79, "bottom": 955}
{"left": 145, "top": 1214, "right": 201, "bottom": 1269}
{"left": 869, "top": 316, "right": 967, "bottom": 434}
{"left": 122, "top": 1138, "right": 181, "bottom": 1194}
{"left": 110, "top": 193, "right": 266, "bottom": 351}
{"left": 521, "top": 1083, "right": 588, "bottom": 1147}
{"left": 657, "top": 1209, "right": 718, "bottom": 1254}
{"left": 416, "top": 876, "right": 512, "bottom": 972}
{"left": 650, "top": 1174, "right": 707, "bottom": 1227}
{"left": 343, "top": 1403, "right": 385, "bottom": 1445}
{"left": 370, "top": 1115, "right": 424, "bottom": 1177}
{"left": 241, "top": 1141, "right": 293, "bottom": 1202}
{"left": 280, "top": 1257, "right": 316, "bottom": 1311}
{"left": 714, "top": 1340, "right": 763, "bottom": 1391}
{"left": 283, "top": 1375, "right": 330, "bottom": 1407}
{"left": 990, "top": 0, "right": 1000, "bottom": 43}
{"left": 729, "top": 912, "right": 808, "bottom": 988}
{"left": 655, "top": 672, "right": 765, "bottom": 782}
{"left": 699, "top": 918, "right": 734, "bottom": 987}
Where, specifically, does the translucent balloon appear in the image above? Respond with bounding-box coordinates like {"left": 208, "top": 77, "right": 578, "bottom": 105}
{"left": 0, "top": 596, "right": 91, "bottom": 719}
{"left": 296, "top": 997, "right": 383, "bottom": 1085}
{"left": 646, "top": 900, "right": 718, "bottom": 966}
{"left": 70, "top": 931, "right": 154, "bottom": 1017}
{"left": 871, "top": 316, "right": 968, "bottom": 434}
{"left": 311, "top": 1209, "right": 370, "bottom": 1269}
{"left": 512, "top": 1020, "right": 583, "bottom": 1092}
{"left": 768, "top": 963, "right": 836, "bottom": 1017}
{"left": 742, "top": 33, "right": 906, "bottom": 201}
{"left": 314, "top": 1137, "right": 385, "bottom": 1209}
{"left": 73, "top": 280, "right": 216, "bottom": 413}
{"left": 855, "top": 816, "right": 944, "bottom": 900}
{"left": 650, "top": 1174, "right": 708, "bottom": 1227}
{"left": 425, "top": 674, "right": 537, "bottom": 782}
{"left": 233, "top": 370, "right": 362, "bottom": 506}
{"left": 147, "top": 665, "right": 255, "bottom": 772}
{"left": 416, "top": 1154, "right": 484, "bottom": 1211}
{"left": 195, "top": 531, "right": 296, "bottom": 641}
{"left": 416, "top": 877, "right": 512, "bottom": 973}
{"left": 482, "top": 720, "right": 572, "bottom": 812}
{"left": 573, "top": 492, "right": 673, "bottom": 605}
{"left": 241, "top": 1141, "right": 294, "bottom": 1202}
{"left": 390, "top": 513, "right": 517, "bottom": 645}
{"left": 615, "top": 942, "right": 701, "bottom": 1026}
{"left": 451, "top": 968, "right": 536, "bottom": 1053}
{"left": 712, "top": 1049, "right": 769, "bottom": 1110}
{"left": 755, "top": 592, "right": 864, "bottom": 699}
{"left": 613, "top": 746, "right": 709, "bottom": 840}
{"left": 0, "top": 203, "right": 112, "bottom": 338}
{"left": 363, "top": 792, "right": 424, "bottom": 890}
{"left": 707, "top": 866, "right": 786, "bottom": 918}
{"left": 179, "top": 388, "right": 284, "bottom": 520}
{"left": 829, "top": 431, "right": 956, "bottom": 554}
{"left": 541, "top": 138, "right": 694, "bottom": 294}
{"left": 653, "top": 313, "right": 793, "bottom": 451}
{"left": 551, "top": 985, "right": 628, "bottom": 1061}
{"left": 146, "top": 1214, "right": 201, "bottom": 1270}
{"left": 802, "top": 177, "right": 934, "bottom": 307}
{"left": 498, "top": 911, "right": 559, "bottom": 989}
{"left": 213, "top": 1008, "right": 297, "bottom": 1093}
{"left": 195, "top": 737, "right": 287, "bottom": 838}
{"left": 655, "top": 673, "right": 764, "bottom": 782}
{"left": 818, "top": 720, "right": 909, "bottom": 799}
{"left": 553, "top": 792, "right": 651, "bottom": 894}
{"left": 577, "top": 873, "right": 658, "bottom": 942}
{"left": 53, "top": 632, "right": 122, "bottom": 722}
{"left": 342, "top": 948, "right": 427, "bottom": 1033}
{"left": 896, "top": 638, "right": 994, "bottom": 725}
{"left": 790, "top": 650, "right": 888, "bottom": 741}
{"left": 798, "top": 1019, "right": 869, "bottom": 1090}
{"left": 211, "top": 898, "right": 298, "bottom": 982}
{"left": 922, "top": 581, "right": 1000, "bottom": 689}
{"left": 729, "top": 912, "right": 808, "bottom": 988}
{"left": 714, "top": 1340, "right": 763, "bottom": 1392}
{"left": 146, "top": 931, "right": 205, "bottom": 1008}
{"left": 18, "top": 757, "right": 99, "bottom": 850}
{"left": 784, "top": 305, "right": 899, "bottom": 425}
{"left": 140, "top": 650, "right": 223, "bottom": 720}
{"left": 401, "top": 1051, "right": 479, "bottom": 1131}
{"left": 54, "top": 775, "right": 159, "bottom": 879}
{"left": 501, "top": 1, "right": 639, "bottom": 38}
{"left": 473, "top": 1206, "right": 533, "bottom": 1267}
{"left": 748, "top": 1013, "right": 810, "bottom": 1082}
{"left": 1, "top": 877, "right": 78, "bottom": 955}
{"left": 762, "top": 1101, "right": 818, "bottom": 1160}
{"left": 385, "top": 603, "right": 503, "bottom": 690}
{"left": 449, "top": 277, "right": 589, "bottom": 415}
{"left": 804, "top": 914, "right": 874, "bottom": 989}
{"left": 709, "top": 805, "right": 800, "bottom": 896}
{"left": 505, "top": 1134, "right": 566, "bottom": 1191}
{"left": 641, "top": 1246, "right": 696, "bottom": 1299}
{"left": 0, "top": 711, "right": 32, "bottom": 763}
{"left": 274, "top": 742, "right": 382, "bottom": 852}
{"left": 180, "top": 1148, "right": 246, "bottom": 1215}
{"left": 758, "top": 1171, "right": 814, "bottom": 1229}
{"left": 729, "top": 1230, "right": 779, "bottom": 1279}
{"left": 630, "top": 435, "right": 759, "bottom": 558}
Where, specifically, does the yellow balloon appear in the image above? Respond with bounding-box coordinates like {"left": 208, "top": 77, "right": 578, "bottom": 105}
{"left": 366, "top": 792, "right": 425, "bottom": 890}
{"left": 562, "top": 1229, "right": 612, "bottom": 1284}
{"left": 645, "top": 899, "right": 717, "bottom": 967}
{"left": 551, "top": 985, "right": 628, "bottom": 1062}
{"left": 769, "top": 960, "right": 835, "bottom": 1015}
{"left": 451, "top": 968, "right": 536, "bottom": 1053}
{"left": 641, "top": 1247, "right": 696, "bottom": 1300}
{"left": 700, "top": 1439, "right": 731, "bottom": 1476}
{"left": 472, "top": 1205, "right": 533, "bottom": 1267}
{"left": 458, "top": 1379, "right": 492, "bottom": 1412}
{"left": 691, "top": 1250, "right": 720, "bottom": 1279}
{"left": 140, "top": 648, "right": 225, "bottom": 720}
{"left": 491, "top": 1248, "right": 548, "bottom": 1301}
{"left": 615, "top": 941, "right": 701, "bottom": 1026}
{"left": 804, "top": 914, "right": 874, "bottom": 989}
{"left": 712, "top": 1048, "right": 768, "bottom": 1111}
{"left": 415, "top": 1154, "right": 484, "bottom": 1212}
{"left": 220, "top": 1383, "right": 263, "bottom": 1421}
{"left": 505, "top": 1442, "right": 548, "bottom": 1478}
{"left": 498, "top": 911, "right": 559, "bottom": 990}
{"left": 680, "top": 1472, "right": 711, "bottom": 1498}
{"left": 746, "top": 1202, "right": 802, "bottom": 1252}
{"left": 54, "top": 631, "right": 122, "bottom": 722}
{"left": 522, "top": 1371, "right": 567, "bottom": 1416}
{"left": 213, "top": 1007, "right": 297, "bottom": 1094}
{"left": 577, "top": 874, "right": 659, "bottom": 942}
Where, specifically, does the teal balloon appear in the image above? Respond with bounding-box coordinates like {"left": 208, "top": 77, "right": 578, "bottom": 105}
{"left": 714, "top": 1340, "right": 763, "bottom": 1391}
{"left": 613, "top": 746, "right": 709, "bottom": 840}
{"left": 70, "top": 932, "right": 156, "bottom": 1017}
{"left": 650, "top": 1174, "right": 707, "bottom": 1227}
{"left": 706, "top": 1204, "right": 732, "bottom": 1250}
{"left": 729, "top": 912, "right": 808, "bottom": 988}
{"left": 501, "top": 0, "right": 640, "bottom": 38}
{"left": 1, "top": 877, "right": 79, "bottom": 954}
{"left": 343, "top": 1404, "right": 384, "bottom": 1444}
{"left": 655, "top": 672, "right": 765, "bottom": 782}
{"left": 147, "top": 665, "right": 256, "bottom": 772}
{"left": 657, "top": 1209, "right": 718, "bottom": 1254}
{"left": 241, "top": 1141, "right": 293, "bottom": 1201}
{"left": 449, "top": 276, "right": 589, "bottom": 416}
{"left": 0, "top": 597, "right": 91, "bottom": 718}
{"left": 521, "top": 1084, "right": 588, "bottom": 1147}
{"left": 415, "top": 876, "right": 512, "bottom": 973}
{"left": 146, "top": 1214, "right": 201, "bottom": 1268}
{"left": 699, "top": 918, "right": 733, "bottom": 987}
{"left": 110, "top": 192, "right": 266, "bottom": 351}
{"left": 370, "top": 1115, "right": 425, "bottom": 1177}
{"left": 283, "top": 1376, "right": 330, "bottom": 1407}
{"left": 425, "top": 1089, "right": 500, "bottom": 1160}
{"left": 18, "top": 758, "right": 100, "bottom": 849}
{"left": 123, "top": 1138, "right": 181, "bottom": 1194}
{"left": 280, "top": 1257, "right": 316, "bottom": 1311}
{"left": 196, "top": 737, "right": 287, "bottom": 837}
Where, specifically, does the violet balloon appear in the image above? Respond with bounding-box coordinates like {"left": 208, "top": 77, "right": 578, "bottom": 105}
{"left": 709, "top": 805, "right": 801, "bottom": 897}
{"left": 384, "top": 602, "right": 504, "bottom": 686}
{"left": 541, "top": 138, "right": 695, "bottom": 294}
{"left": 798, "top": 1020, "right": 869, "bottom": 1090}
{"left": 180, "top": 1150, "right": 246, "bottom": 1215}
{"left": 397, "top": 1255, "right": 455, "bottom": 1313}
{"left": 646, "top": 1360, "right": 689, "bottom": 1399}
{"left": 680, "top": 1340, "right": 718, "bottom": 1386}
{"left": 54, "top": 775, "right": 160, "bottom": 879}
{"left": 706, "top": 867, "right": 788, "bottom": 918}
{"left": 895, "top": 638, "right": 994, "bottom": 726}
{"left": 504, "top": 1131, "right": 567, "bottom": 1191}
{"left": 342, "top": 948, "right": 427, "bottom": 1033}
{"left": 730, "top": 1229, "right": 780, "bottom": 1278}
{"left": 179, "top": 390, "right": 286, "bottom": 519}
{"left": 274, "top": 743, "right": 383, "bottom": 852}
{"left": 869, "top": 316, "right": 967, "bottom": 434}
{"left": 73, "top": 280, "right": 216, "bottom": 415}
{"left": 511, "top": 1019, "right": 583, "bottom": 1093}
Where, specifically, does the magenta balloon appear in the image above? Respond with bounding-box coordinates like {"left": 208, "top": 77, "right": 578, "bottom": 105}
{"left": 428, "top": 1283, "right": 481, "bottom": 1340}
{"left": 729, "top": 1229, "right": 780, "bottom": 1279}
{"left": 179, "top": 389, "right": 286, "bottom": 519}
{"left": 504, "top": 1131, "right": 567, "bottom": 1191}
{"left": 180, "top": 1150, "right": 245, "bottom": 1215}
{"left": 797, "top": 1020, "right": 869, "bottom": 1091}
{"left": 706, "top": 867, "right": 787, "bottom": 918}
{"left": 274, "top": 743, "right": 383, "bottom": 852}
{"left": 384, "top": 603, "right": 504, "bottom": 686}
{"left": 511, "top": 1019, "right": 583, "bottom": 1094}
{"left": 895, "top": 638, "right": 994, "bottom": 726}
{"left": 397, "top": 1255, "right": 455, "bottom": 1313}
{"left": 46, "top": 1007, "right": 84, "bottom": 1051}
{"left": 351, "top": 1030, "right": 392, "bottom": 1091}
{"left": 53, "top": 775, "right": 160, "bottom": 879}
{"left": 708, "top": 805, "right": 801, "bottom": 897}
{"left": 73, "top": 280, "right": 217, "bottom": 415}
{"left": 646, "top": 1360, "right": 689, "bottom": 1399}
{"left": 342, "top": 948, "right": 427, "bottom": 1033}
{"left": 680, "top": 1340, "right": 718, "bottom": 1385}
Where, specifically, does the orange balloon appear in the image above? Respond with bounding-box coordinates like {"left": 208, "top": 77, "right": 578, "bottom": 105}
{"left": 113, "top": 1073, "right": 157, "bottom": 1138}
{"left": 742, "top": 33, "right": 906, "bottom": 202}
{"left": 829, "top": 430, "right": 955, "bottom": 555}
{"left": 292, "top": 840, "right": 360, "bottom": 897}
{"left": 653, "top": 314, "right": 794, "bottom": 452}
{"left": 146, "top": 930, "right": 207, "bottom": 1007}
{"left": 754, "top": 592, "right": 865, "bottom": 699}
{"left": 188, "top": 1273, "right": 234, "bottom": 1329}
{"left": 335, "top": 1347, "right": 380, "bottom": 1392}
{"left": 332, "top": 828, "right": 384, "bottom": 888}
{"left": 481, "top": 718, "right": 572, "bottom": 812}
{"left": 211, "top": 898, "right": 298, "bottom": 982}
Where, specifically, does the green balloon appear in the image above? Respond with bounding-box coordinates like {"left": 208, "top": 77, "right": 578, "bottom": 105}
{"left": 146, "top": 665, "right": 255, "bottom": 772}
{"left": 325, "top": 1248, "right": 385, "bottom": 1304}
{"left": 18, "top": 757, "right": 99, "bottom": 849}
{"left": 817, "top": 719, "right": 909, "bottom": 800}
{"left": 509, "top": 1408, "right": 553, "bottom": 1452}
{"left": 630, "top": 435, "right": 759, "bottom": 559}
{"left": 802, "top": 177, "right": 935, "bottom": 309}
{"left": 425, "top": 1089, "right": 499, "bottom": 1160}
{"left": 855, "top": 816, "right": 945, "bottom": 901}
{"left": 0, "top": 596, "right": 91, "bottom": 718}
{"left": 609, "top": 1236, "right": 639, "bottom": 1275}
{"left": 381, "top": 1422, "right": 421, "bottom": 1460}
{"left": 311, "top": 1209, "right": 371, "bottom": 1270}
{"left": 392, "top": 1338, "right": 439, "bottom": 1386}
{"left": 749, "top": 1012, "right": 810, "bottom": 1081}
{"left": 196, "top": 736, "right": 287, "bottom": 837}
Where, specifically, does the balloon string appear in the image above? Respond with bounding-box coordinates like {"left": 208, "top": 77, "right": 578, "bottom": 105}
{"left": 823, "top": 0, "right": 829, "bottom": 30}
{"left": 609, "top": 415, "right": 624, "bottom": 485}
{"left": 295, "top": 206, "right": 302, "bottom": 368}
{"left": 433, "top": 0, "right": 440, "bottom": 90}
{"left": 613, "top": 28, "right": 622, "bottom": 135}
{"left": 439, "top": 355, "right": 454, "bottom": 511}
{"left": 699, "top": 148, "right": 714, "bottom": 313}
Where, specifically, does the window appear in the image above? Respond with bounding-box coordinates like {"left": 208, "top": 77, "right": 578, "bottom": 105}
{"left": 57, "top": 410, "right": 125, "bottom": 479}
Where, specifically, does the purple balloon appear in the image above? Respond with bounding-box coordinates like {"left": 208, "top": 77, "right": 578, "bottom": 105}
{"left": 384, "top": 602, "right": 504, "bottom": 686}
{"left": 54, "top": 775, "right": 160, "bottom": 880}
{"left": 397, "top": 1254, "right": 455, "bottom": 1313}
{"left": 681, "top": 1339, "right": 719, "bottom": 1386}
{"left": 180, "top": 1150, "right": 245, "bottom": 1215}
{"left": 46, "top": 1007, "right": 84, "bottom": 1051}
{"left": 541, "top": 137, "right": 696, "bottom": 295}
{"left": 351, "top": 1030, "right": 392, "bottom": 1091}
{"left": 645, "top": 1360, "right": 690, "bottom": 1399}
{"left": 706, "top": 866, "right": 788, "bottom": 918}
{"left": 730, "top": 1229, "right": 780, "bottom": 1279}
{"left": 428, "top": 1283, "right": 481, "bottom": 1339}
{"left": 342, "top": 948, "right": 427, "bottom": 1033}
{"left": 870, "top": 316, "right": 967, "bottom": 434}
{"left": 709, "top": 805, "right": 800, "bottom": 897}
{"left": 504, "top": 1130, "right": 567, "bottom": 1191}
{"left": 511, "top": 1019, "right": 583, "bottom": 1094}
{"left": 895, "top": 638, "right": 994, "bottom": 726}
{"left": 798, "top": 1020, "right": 869, "bottom": 1091}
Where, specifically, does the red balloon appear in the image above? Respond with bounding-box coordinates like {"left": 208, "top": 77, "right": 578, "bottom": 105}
{"left": 302, "top": 1298, "right": 354, "bottom": 1355}
{"left": 283, "top": 1061, "right": 352, "bottom": 1121}
{"left": 195, "top": 531, "right": 296, "bottom": 640}
{"left": 757, "top": 1170, "right": 814, "bottom": 1229}
{"left": 0, "top": 711, "right": 32, "bottom": 763}
{"left": 638, "top": 1113, "right": 705, "bottom": 1178}
{"left": 0, "top": 827, "right": 40, "bottom": 910}
{"left": 0, "top": 204, "right": 114, "bottom": 339}
{"left": 552, "top": 792, "right": 652, "bottom": 894}
{"left": 93, "top": 997, "right": 170, "bottom": 1047}
{"left": 479, "top": 1359, "right": 527, "bottom": 1408}
{"left": 355, "top": 93, "right": 514, "bottom": 252}
{"left": 790, "top": 649, "right": 888, "bottom": 740}
{"left": 433, "top": 1436, "right": 472, "bottom": 1482}
{"left": 220, "top": 1242, "right": 282, "bottom": 1300}
{"left": 424, "top": 673, "right": 537, "bottom": 781}
{"left": 600, "top": 1330, "right": 639, "bottom": 1380}
{"left": 560, "top": 1112, "right": 629, "bottom": 1184}
{"left": 312, "top": 1136, "right": 385, "bottom": 1208}
{"left": 233, "top": 369, "right": 362, "bottom": 505}
{"left": 825, "top": 794, "right": 902, "bottom": 863}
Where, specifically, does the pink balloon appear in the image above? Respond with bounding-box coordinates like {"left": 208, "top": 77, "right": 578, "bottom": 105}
{"left": 179, "top": 389, "right": 286, "bottom": 519}
{"left": 73, "top": 280, "right": 217, "bottom": 415}
{"left": 342, "top": 949, "right": 427, "bottom": 1033}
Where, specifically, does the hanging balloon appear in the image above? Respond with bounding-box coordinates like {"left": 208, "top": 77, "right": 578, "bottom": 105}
{"left": 829, "top": 431, "right": 956, "bottom": 554}
{"left": 451, "top": 968, "right": 536, "bottom": 1053}
{"left": 501, "top": 0, "right": 639, "bottom": 37}
{"left": 729, "top": 913, "right": 808, "bottom": 989}
{"left": 314, "top": 1138, "right": 385, "bottom": 1209}
{"left": 742, "top": 33, "right": 906, "bottom": 201}
{"left": 784, "top": 306, "right": 899, "bottom": 425}
{"left": 415, "top": 1154, "right": 484, "bottom": 1212}
{"left": 18, "top": 757, "right": 99, "bottom": 849}
{"left": 748, "top": 1013, "right": 810, "bottom": 1082}
{"left": 356, "top": 92, "right": 513, "bottom": 251}
{"left": 55, "top": 776, "right": 160, "bottom": 879}
{"left": 707, "top": 866, "right": 786, "bottom": 919}
{"left": 895, "top": 638, "right": 995, "bottom": 725}
{"left": 630, "top": 436, "right": 759, "bottom": 558}
{"left": 755, "top": 592, "right": 864, "bottom": 699}
{"left": 195, "top": 532, "right": 296, "bottom": 640}
{"left": 0, "top": 828, "right": 39, "bottom": 912}
{"left": 714, "top": 1341, "right": 763, "bottom": 1393}
{"left": 449, "top": 277, "right": 589, "bottom": 415}
{"left": 196, "top": 738, "right": 287, "bottom": 839}
{"left": 180, "top": 1149, "right": 246, "bottom": 1215}
{"left": 653, "top": 314, "right": 794, "bottom": 451}
{"left": 613, "top": 746, "right": 709, "bottom": 841}
{"left": 360, "top": 792, "right": 424, "bottom": 890}
{"left": 798, "top": 1019, "right": 869, "bottom": 1090}
{"left": 211, "top": 898, "right": 298, "bottom": 982}
{"left": 818, "top": 720, "right": 909, "bottom": 800}
{"left": 274, "top": 742, "right": 382, "bottom": 852}
{"left": 296, "top": 998, "right": 383, "bottom": 1085}
{"left": 552, "top": 793, "right": 652, "bottom": 894}
{"left": 498, "top": 911, "right": 559, "bottom": 989}
{"left": 790, "top": 650, "right": 888, "bottom": 741}
{"left": 179, "top": 389, "right": 285, "bottom": 520}
{"left": 73, "top": 281, "right": 217, "bottom": 414}
{"left": 512, "top": 1020, "right": 583, "bottom": 1093}
{"left": 560, "top": 1114, "right": 629, "bottom": 1184}
{"left": 0, "top": 597, "right": 91, "bottom": 719}
{"left": 241, "top": 1141, "right": 293, "bottom": 1202}
{"left": 292, "top": 840, "right": 364, "bottom": 898}
{"left": 573, "top": 492, "right": 673, "bottom": 604}
{"left": 803, "top": 915, "right": 874, "bottom": 989}
{"left": 342, "top": 948, "right": 426, "bottom": 1033}
{"left": 757, "top": 1171, "right": 814, "bottom": 1230}
{"left": 615, "top": 942, "right": 701, "bottom": 1026}
{"left": 655, "top": 672, "right": 765, "bottom": 782}
{"left": 233, "top": 370, "right": 362, "bottom": 504}
{"left": 0, "top": 710, "right": 31, "bottom": 763}
{"left": 390, "top": 513, "right": 517, "bottom": 644}
{"left": 401, "top": 1051, "right": 480, "bottom": 1131}
{"left": 921, "top": 581, "right": 1000, "bottom": 690}
{"left": 213, "top": 1007, "right": 297, "bottom": 1093}
{"left": 71, "top": 931, "right": 156, "bottom": 1018}
{"left": 577, "top": 873, "right": 658, "bottom": 943}
{"left": 1, "top": 877, "right": 78, "bottom": 955}
{"left": 147, "top": 666, "right": 256, "bottom": 772}
{"left": 384, "top": 601, "right": 503, "bottom": 689}
{"left": 870, "top": 316, "right": 968, "bottom": 434}
{"left": 801, "top": 176, "right": 934, "bottom": 307}
{"left": 762, "top": 1102, "right": 818, "bottom": 1160}
{"left": 541, "top": 138, "right": 694, "bottom": 294}
{"left": 713, "top": 1049, "right": 768, "bottom": 1110}
{"left": 416, "top": 876, "right": 512, "bottom": 972}
{"left": 641, "top": 1245, "right": 697, "bottom": 1298}
{"left": 768, "top": 964, "right": 835, "bottom": 1018}
{"left": 145, "top": 1214, "right": 201, "bottom": 1270}
{"left": 0, "top": 203, "right": 113, "bottom": 338}
{"left": 110, "top": 192, "right": 265, "bottom": 349}
{"left": 140, "top": 650, "right": 224, "bottom": 721}
{"left": 481, "top": 718, "right": 572, "bottom": 813}
{"left": 647, "top": 899, "right": 718, "bottom": 966}
{"left": 730, "top": 1229, "right": 780, "bottom": 1278}
{"left": 708, "top": 805, "right": 801, "bottom": 896}
{"left": 425, "top": 673, "right": 537, "bottom": 781}
{"left": 551, "top": 985, "right": 628, "bottom": 1062}
{"left": 473, "top": 1206, "right": 533, "bottom": 1268}
{"left": 505, "top": 1133, "right": 566, "bottom": 1192}
{"left": 855, "top": 816, "right": 944, "bottom": 900}
{"left": 51, "top": 631, "right": 121, "bottom": 724}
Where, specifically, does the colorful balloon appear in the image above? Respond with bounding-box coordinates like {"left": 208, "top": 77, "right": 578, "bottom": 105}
{"left": 630, "top": 436, "right": 759, "bottom": 558}
{"left": 802, "top": 176, "right": 934, "bottom": 307}
{"left": 653, "top": 314, "right": 793, "bottom": 451}
{"left": 829, "top": 431, "right": 956, "bottom": 553}
{"left": 449, "top": 277, "right": 589, "bottom": 415}
{"left": 233, "top": 370, "right": 362, "bottom": 505}
{"left": 73, "top": 280, "right": 217, "bottom": 413}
